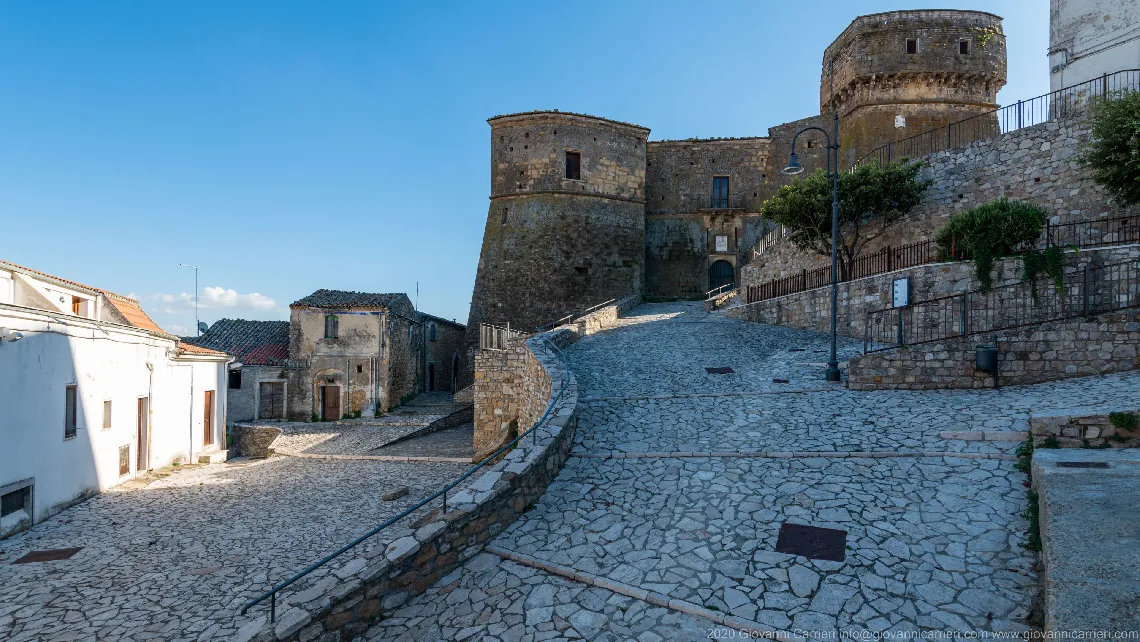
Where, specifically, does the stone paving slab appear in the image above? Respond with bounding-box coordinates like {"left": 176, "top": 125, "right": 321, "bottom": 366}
{"left": 272, "top": 422, "right": 432, "bottom": 455}
{"left": 0, "top": 456, "right": 467, "bottom": 642}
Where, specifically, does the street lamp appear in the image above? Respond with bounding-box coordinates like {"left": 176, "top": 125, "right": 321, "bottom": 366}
{"left": 781, "top": 58, "right": 841, "bottom": 383}
{"left": 180, "top": 263, "right": 199, "bottom": 337}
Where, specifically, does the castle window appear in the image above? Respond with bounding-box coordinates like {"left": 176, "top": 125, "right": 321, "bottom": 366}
{"left": 959, "top": 39, "right": 970, "bottom": 55}
{"left": 324, "top": 315, "right": 338, "bottom": 339}
{"left": 712, "top": 177, "right": 729, "bottom": 208}
{"left": 565, "top": 151, "right": 581, "bottom": 180}
{"left": 906, "top": 39, "right": 918, "bottom": 55}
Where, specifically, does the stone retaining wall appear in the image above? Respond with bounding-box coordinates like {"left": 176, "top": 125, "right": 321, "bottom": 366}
{"left": 847, "top": 310, "right": 1140, "bottom": 390}
{"left": 473, "top": 294, "right": 639, "bottom": 457}
{"left": 743, "top": 113, "right": 1139, "bottom": 289}
{"left": 244, "top": 328, "right": 583, "bottom": 641}
{"left": 729, "top": 246, "right": 1140, "bottom": 338}
{"left": 232, "top": 425, "right": 283, "bottom": 459}
{"left": 1030, "top": 408, "right": 1140, "bottom": 448}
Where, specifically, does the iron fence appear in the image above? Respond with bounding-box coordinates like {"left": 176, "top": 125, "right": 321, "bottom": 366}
{"left": 1045, "top": 215, "right": 1140, "bottom": 250}
{"left": 854, "top": 69, "right": 1140, "bottom": 169}
{"left": 863, "top": 258, "right": 1140, "bottom": 353}
{"left": 243, "top": 335, "right": 571, "bottom": 623}
{"left": 479, "top": 322, "right": 527, "bottom": 351}
{"left": 751, "top": 226, "right": 788, "bottom": 260}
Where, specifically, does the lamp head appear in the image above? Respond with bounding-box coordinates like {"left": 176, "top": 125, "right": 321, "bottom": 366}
{"left": 782, "top": 152, "right": 804, "bottom": 175}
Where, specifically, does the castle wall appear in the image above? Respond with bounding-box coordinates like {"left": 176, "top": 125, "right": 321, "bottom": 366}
{"left": 823, "top": 10, "right": 1007, "bottom": 165}
{"left": 742, "top": 114, "right": 1140, "bottom": 290}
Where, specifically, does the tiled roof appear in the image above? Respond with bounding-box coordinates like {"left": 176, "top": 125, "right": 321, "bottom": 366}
{"left": 184, "top": 318, "right": 290, "bottom": 365}
{"left": 176, "top": 342, "right": 229, "bottom": 356}
{"left": 0, "top": 259, "right": 169, "bottom": 337}
{"left": 419, "top": 312, "right": 466, "bottom": 330}
{"left": 291, "top": 289, "right": 407, "bottom": 309}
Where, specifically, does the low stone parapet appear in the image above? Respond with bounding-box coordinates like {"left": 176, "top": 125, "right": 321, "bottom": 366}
{"left": 232, "top": 425, "right": 283, "bottom": 458}
{"left": 1030, "top": 408, "right": 1140, "bottom": 448}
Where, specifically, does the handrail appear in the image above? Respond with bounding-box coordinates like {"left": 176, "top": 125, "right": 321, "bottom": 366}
{"left": 853, "top": 69, "right": 1140, "bottom": 169}
{"left": 535, "top": 298, "right": 616, "bottom": 333}
{"left": 705, "top": 283, "right": 735, "bottom": 300}
{"left": 241, "top": 334, "right": 572, "bottom": 622}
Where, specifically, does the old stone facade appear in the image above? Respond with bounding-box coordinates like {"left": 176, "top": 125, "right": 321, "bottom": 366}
{"left": 422, "top": 313, "right": 467, "bottom": 393}
{"left": 467, "top": 9, "right": 1008, "bottom": 336}
{"left": 186, "top": 319, "right": 291, "bottom": 424}
{"left": 1030, "top": 407, "right": 1140, "bottom": 448}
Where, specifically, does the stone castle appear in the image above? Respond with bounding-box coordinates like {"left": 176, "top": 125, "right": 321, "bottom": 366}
{"left": 466, "top": 9, "right": 1007, "bottom": 343}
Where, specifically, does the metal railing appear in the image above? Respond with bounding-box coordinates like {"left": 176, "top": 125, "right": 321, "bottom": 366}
{"left": 854, "top": 69, "right": 1140, "bottom": 169}
{"left": 751, "top": 226, "right": 788, "bottom": 260}
{"left": 863, "top": 258, "right": 1140, "bottom": 353}
{"left": 242, "top": 335, "right": 571, "bottom": 623}
{"left": 535, "top": 298, "right": 616, "bottom": 333}
{"left": 479, "top": 322, "right": 527, "bottom": 351}
{"left": 1046, "top": 215, "right": 1140, "bottom": 250}
{"left": 705, "top": 193, "right": 747, "bottom": 210}
{"left": 706, "top": 283, "right": 736, "bottom": 300}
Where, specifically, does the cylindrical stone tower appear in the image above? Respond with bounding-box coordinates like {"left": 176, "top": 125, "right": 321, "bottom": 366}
{"left": 465, "top": 111, "right": 649, "bottom": 346}
{"left": 823, "top": 9, "right": 1008, "bottom": 165}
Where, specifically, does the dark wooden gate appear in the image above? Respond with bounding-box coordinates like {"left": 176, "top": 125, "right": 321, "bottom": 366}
{"left": 709, "top": 260, "right": 735, "bottom": 291}
{"left": 259, "top": 382, "right": 284, "bottom": 419}
{"left": 136, "top": 397, "right": 149, "bottom": 471}
{"left": 321, "top": 385, "right": 340, "bottom": 421}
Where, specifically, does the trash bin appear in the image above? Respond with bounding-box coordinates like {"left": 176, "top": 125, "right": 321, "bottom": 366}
{"left": 975, "top": 344, "right": 999, "bottom": 373}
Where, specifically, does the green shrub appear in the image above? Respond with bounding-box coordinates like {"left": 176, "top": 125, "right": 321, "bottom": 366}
{"left": 935, "top": 199, "right": 1048, "bottom": 289}
{"left": 1079, "top": 90, "right": 1140, "bottom": 207}
{"left": 1109, "top": 411, "right": 1138, "bottom": 432}
{"left": 1022, "top": 246, "right": 1066, "bottom": 304}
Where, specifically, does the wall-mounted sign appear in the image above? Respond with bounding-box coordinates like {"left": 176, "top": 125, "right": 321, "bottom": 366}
{"left": 715, "top": 235, "right": 728, "bottom": 252}
{"left": 892, "top": 277, "right": 910, "bottom": 308}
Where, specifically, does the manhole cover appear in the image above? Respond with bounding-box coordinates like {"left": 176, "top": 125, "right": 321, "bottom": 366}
{"left": 774, "top": 523, "right": 847, "bottom": 562}
{"left": 12, "top": 547, "right": 83, "bottom": 564}
{"left": 1057, "top": 461, "right": 1110, "bottom": 468}
{"left": 706, "top": 367, "right": 735, "bottom": 374}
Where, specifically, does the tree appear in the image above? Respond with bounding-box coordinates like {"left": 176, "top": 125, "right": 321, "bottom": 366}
{"left": 1080, "top": 90, "right": 1140, "bottom": 206}
{"left": 934, "top": 198, "right": 1048, "bottom": 290}
{"left": 760, "top": 160, "right": 930, "bottom": 280}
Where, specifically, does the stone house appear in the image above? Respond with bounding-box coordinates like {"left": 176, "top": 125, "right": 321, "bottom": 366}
{"left": 421, "top": 313, "right": 467, "bottom": 393}
{"left": 184, "top": 319, "right": 290, "bottom": 423}
{"left": 0, "top": 260, "right": 231, "bottom": 538}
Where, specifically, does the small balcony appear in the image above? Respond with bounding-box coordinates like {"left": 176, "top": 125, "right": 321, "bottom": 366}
{"left": 702, "top": 193, "right": 746, "bottom": 210}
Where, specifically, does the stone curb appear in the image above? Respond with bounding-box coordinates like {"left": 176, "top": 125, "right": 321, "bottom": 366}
{"left": 938, "top": 430, "right": 1028, "bottom": 442}
{"left": 572, "top": 451, "right": 1017, "bottom": 461}
{"left": 485, "top": 545, "right": 803, "bottom": 641}
{"left": 581, "top": 388, "right": 838, "bottom": 402}
{"left": 269, "top": 450, "right": 471, "bottom": 463}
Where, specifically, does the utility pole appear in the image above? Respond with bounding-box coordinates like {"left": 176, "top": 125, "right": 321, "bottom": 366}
{"left": 179, "top": 263, "right": 199, "bottom": 336}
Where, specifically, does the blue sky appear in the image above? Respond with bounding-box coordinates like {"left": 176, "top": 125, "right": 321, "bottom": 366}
{"left": 0, "top": 1, "right": 1049, "bottom": 335}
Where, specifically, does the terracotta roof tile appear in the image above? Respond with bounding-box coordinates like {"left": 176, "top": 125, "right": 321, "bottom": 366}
{"left": 184, "top": 318, "right": 289, "bottom": 365}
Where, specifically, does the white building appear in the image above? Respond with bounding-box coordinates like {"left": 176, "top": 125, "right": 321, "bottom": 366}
{"left": 1050, "top": 0, "right": 1140, "bottom": 91}
{"left": 0, "top": 260, "right": 231, "bottom": 538}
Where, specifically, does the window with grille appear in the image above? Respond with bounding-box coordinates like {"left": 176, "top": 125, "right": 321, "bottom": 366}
{"left": 565, "top": 152, "right": 581, "bottom": 180}
{"left": 324, "top": 314, "right": 338, "bottom": 339}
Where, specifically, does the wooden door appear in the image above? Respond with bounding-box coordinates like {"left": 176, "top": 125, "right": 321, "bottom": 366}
{"left": 203, "top": 391, "right": 215, "bottom": 446}
{"left": 258, "top": 382, "right": 284, "bottom": 419}
{"left": 136, "top": 397, "right": 149, "bottom": 471}
{"left": 428, "top": 363, "right": 436, "bottom": 391}
{"left": 321, "top": 386, "right": 340, "bottom": 421}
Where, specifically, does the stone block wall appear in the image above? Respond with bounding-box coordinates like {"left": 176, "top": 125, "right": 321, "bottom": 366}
{"left": 847, "top": 310, "right": 1140, "bottom": 390}
{"left": 730, "top": 245, "right": 1140, "bottom": 338}
{"left": 1030, "top": 408, "right": 1140, "bottom": 448}
{"left": 247, "top": 330, "right": 581, "bottom": 642}
{"left": 744, "top": 114, "right": 1140, "bottom": 288}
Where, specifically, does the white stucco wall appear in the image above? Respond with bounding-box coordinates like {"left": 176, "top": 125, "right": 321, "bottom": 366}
{"left": 0, "top": 305, "right": 228, "bottom": 534}
{"left": 1050, "top": 0, "right": 1140, "bottom": 90}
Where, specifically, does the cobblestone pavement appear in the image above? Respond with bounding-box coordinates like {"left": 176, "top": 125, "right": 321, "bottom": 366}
{"left": 0, "top": 456, "right": 467, "bottom": 641}
{"left": 372, "top": 302, "right": 1140, "bottom": 641}
{"left": 373, "top": 423, "right": 476, "bottom": 460}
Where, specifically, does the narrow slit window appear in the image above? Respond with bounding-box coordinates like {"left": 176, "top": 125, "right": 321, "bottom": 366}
{"left": 906, "top": 39, "right": 918, "bottom": 55}
{"left": 959, "top": 39, "right": 970, "bottom": 55}
{"left": 324, "top": 314, "right": 338, "bottom": 339}
{"left": 102, "top": 400, "right": 112, "bottom": 430}
{"left": 565, "top": 151, "right": 581, "bottom": 180}
{"left": 65, "top": 385, "right": 77, "bottom": 438}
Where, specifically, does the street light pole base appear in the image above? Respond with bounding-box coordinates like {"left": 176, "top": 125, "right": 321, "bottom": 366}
{"left": 824, "top": 363, "right": 841, "bottom": 382}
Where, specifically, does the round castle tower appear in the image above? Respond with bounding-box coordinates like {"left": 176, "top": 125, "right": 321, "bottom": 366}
{"left": 822, "top": 9, "right": 1008, "bottom": 165}
{"left": 465, "top": 111, "right": 649, "bottom": 346}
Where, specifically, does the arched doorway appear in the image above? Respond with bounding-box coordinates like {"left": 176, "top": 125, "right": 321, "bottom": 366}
{"left": 709, "top": 260, "right": 734, "bottom": 291}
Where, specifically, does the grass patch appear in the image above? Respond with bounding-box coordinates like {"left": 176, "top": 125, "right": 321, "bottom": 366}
{"left": 1023, "top": 489, "right": 1042, "bottom": 552}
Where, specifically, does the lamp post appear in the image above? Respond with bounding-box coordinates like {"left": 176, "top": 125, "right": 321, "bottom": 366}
{"left": 782, "top": 58, "right": 841, "bottom": 383}
{"left": 180, "top": 263, "right": 199, "bottom": 337}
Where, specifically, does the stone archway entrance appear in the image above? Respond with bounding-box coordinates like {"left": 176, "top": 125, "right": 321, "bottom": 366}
{"left": 709, "top": 260, "right": 734, "bottom": 291}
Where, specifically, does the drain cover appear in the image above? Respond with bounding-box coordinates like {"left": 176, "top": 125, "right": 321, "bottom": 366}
{"left": 789, "top": 348, "right": 806, "bottom": 352}
{"left": 706, "top": 367, "right": 735, "bottom": 374}
{"left": 12, "top": 547, "right": 83, "bottom": 564}
{"left": 772, "top": 378, "right": 790, "bottom": 384}
{"left": 774, "top": 523, "right": 847, "bottom": 562}
{"left": 1057, "top": 461, "right": 1110, "bottom": 469}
